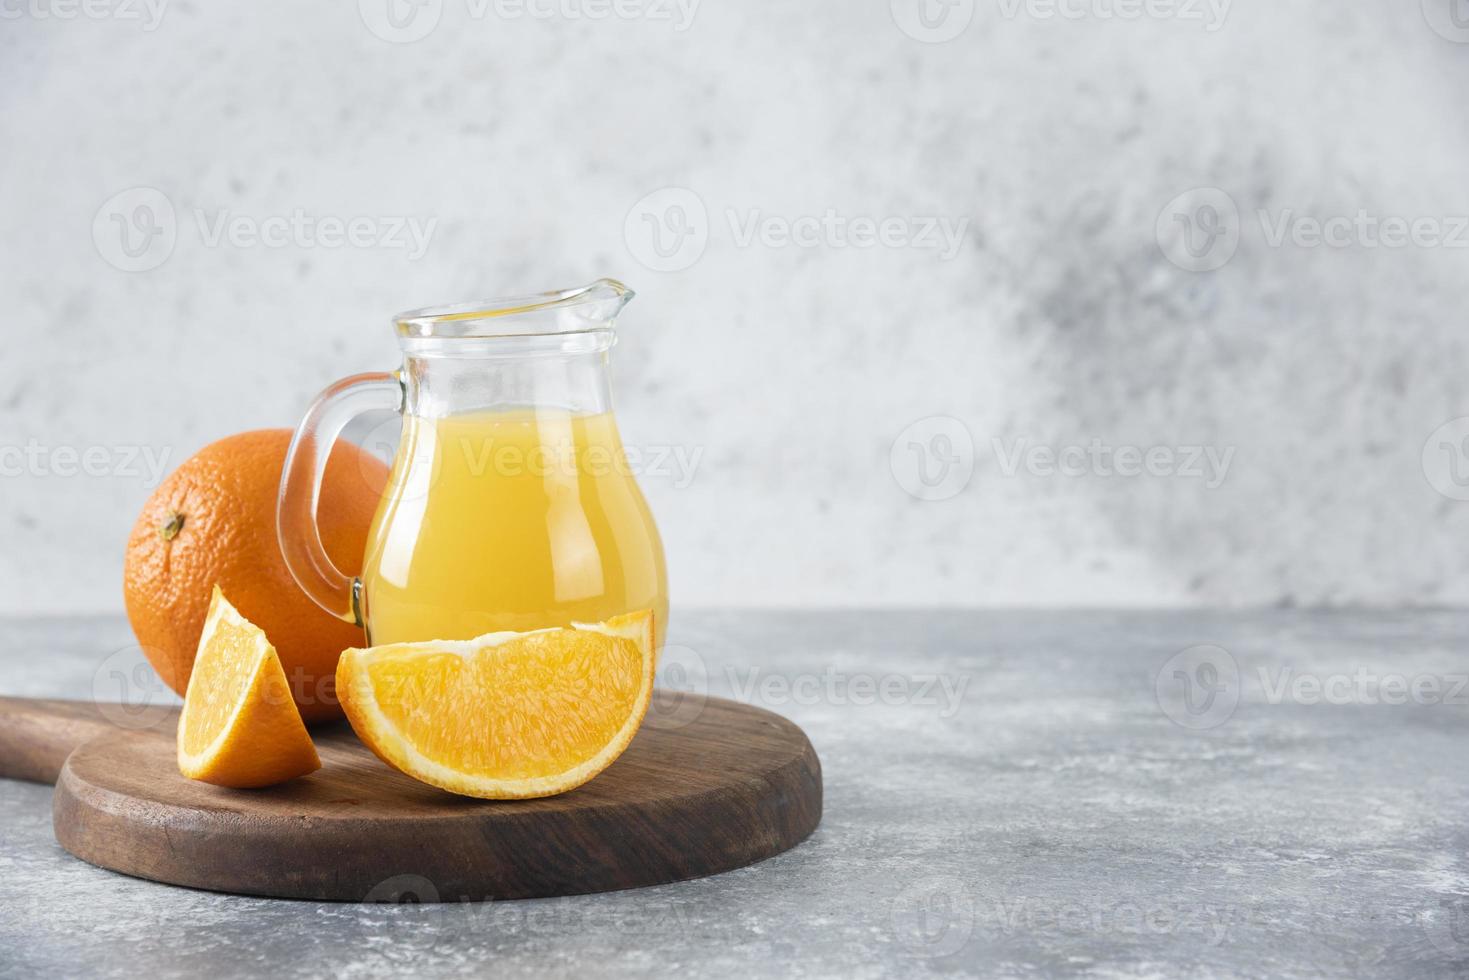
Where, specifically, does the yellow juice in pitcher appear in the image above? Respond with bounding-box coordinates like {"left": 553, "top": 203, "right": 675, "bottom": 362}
{"left": 359, "top": 409, "right": 668, "bottom": 646}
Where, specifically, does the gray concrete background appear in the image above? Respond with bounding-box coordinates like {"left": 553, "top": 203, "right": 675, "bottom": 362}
{"left": 2, "top": 609, "right": 1468, "bottom": 978}
{"left": 4, "top": 2, "right": 1469, "bottom": 614}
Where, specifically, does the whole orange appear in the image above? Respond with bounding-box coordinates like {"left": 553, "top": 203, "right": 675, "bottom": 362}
{"left": 124, "top": 429, "right": 387, "bottom": 723}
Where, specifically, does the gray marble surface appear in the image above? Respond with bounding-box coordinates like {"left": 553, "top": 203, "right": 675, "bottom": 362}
{"left": 1, "top": 610, "right": 1467, "bottom": 979}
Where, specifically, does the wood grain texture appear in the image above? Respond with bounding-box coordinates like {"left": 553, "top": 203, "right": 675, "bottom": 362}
{"left": 0, "top": 697, "right": 135, "bottom": 783}
{"left": 3, "top": 694, "right": 821, "bottom": 902}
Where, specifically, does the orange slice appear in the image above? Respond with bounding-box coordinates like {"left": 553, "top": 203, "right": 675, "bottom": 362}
{"left": 336, "top": 610, "right": 655, "bottom": 799}
{"left": 176, "top": 587, "right": 321, "bottom": 788}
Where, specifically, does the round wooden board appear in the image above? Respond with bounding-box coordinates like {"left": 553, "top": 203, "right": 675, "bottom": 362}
{"left": 46, "top": 695, "right": 821, "bottom": 902}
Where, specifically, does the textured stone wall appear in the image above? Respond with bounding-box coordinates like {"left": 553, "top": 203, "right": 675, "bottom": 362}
{"left": 3, "top": 1, "right": 1467, "bottom": 612}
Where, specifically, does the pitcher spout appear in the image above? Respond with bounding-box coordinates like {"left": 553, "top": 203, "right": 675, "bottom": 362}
{"left": 395, "top": 278, "right": 634, "bottom": 340}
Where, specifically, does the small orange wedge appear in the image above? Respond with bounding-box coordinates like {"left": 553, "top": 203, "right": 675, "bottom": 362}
{"left": 176, "top": 587, "right": 321, "bottom": 788}
{"left": 336, "top": 610, "right": 655, "bottom": 800}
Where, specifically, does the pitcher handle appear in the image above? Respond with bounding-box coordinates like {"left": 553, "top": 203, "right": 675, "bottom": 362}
{"left": 278, "top": 372, "right": 404, "bottom": 626}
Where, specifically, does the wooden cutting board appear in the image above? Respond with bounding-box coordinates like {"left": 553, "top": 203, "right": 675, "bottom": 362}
{"left": 0, "top": 694, "right": 821, "bottom": 902}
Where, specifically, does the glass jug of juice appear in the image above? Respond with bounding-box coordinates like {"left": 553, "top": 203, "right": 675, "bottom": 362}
{"left": 277, "top": 279, "right": 667, "bottom": 648}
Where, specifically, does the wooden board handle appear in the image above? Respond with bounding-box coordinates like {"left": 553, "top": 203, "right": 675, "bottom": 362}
{"left": 0, "top": 697, "right": 170, "bottom": 785}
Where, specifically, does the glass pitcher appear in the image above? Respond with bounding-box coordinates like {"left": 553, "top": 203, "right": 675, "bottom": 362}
{"left": 278, "top": 278, "right": 667, "bottom": 648}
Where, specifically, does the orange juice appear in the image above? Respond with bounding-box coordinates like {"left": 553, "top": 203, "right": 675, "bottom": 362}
{"left": 360, "top": 409, "right": 667, "bottom": 647}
